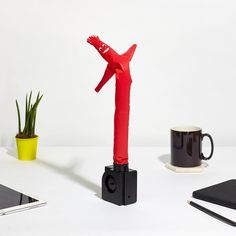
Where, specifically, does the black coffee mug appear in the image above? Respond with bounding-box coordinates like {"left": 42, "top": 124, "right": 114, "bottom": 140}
{"left": 171, "top": 126, "right": 214, "bottom": 167}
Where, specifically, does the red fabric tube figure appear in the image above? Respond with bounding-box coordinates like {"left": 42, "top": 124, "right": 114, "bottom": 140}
{"left": 87, "top": 36, "right": 137, "bottom": 165}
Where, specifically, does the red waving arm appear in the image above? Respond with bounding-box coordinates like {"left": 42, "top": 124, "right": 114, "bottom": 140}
{"left": 87, "top": 35, "right": 137, "bottom": 165}
{"left": 95, "top": 65, "right": 114, "bottom": 93}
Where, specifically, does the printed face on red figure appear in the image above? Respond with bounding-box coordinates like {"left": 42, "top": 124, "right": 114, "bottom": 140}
{"left": 98, "top": 43, "right": 109, "bottom": 54}
{"left": 87, "top": 36, "right": 116, "bottom": 63}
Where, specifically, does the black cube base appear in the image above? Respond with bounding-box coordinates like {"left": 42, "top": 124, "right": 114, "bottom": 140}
{"left": 102, "top": 164, "right": 137, "bottom": 206}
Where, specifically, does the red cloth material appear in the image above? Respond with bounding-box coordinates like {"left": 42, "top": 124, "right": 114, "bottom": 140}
{"left": 87, "top": 36, "right": 137, "bottom": 165}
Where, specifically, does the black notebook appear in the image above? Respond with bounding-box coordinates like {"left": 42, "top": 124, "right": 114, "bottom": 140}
{"left": 193, "top": 179, "right": 236, "bottom": 210}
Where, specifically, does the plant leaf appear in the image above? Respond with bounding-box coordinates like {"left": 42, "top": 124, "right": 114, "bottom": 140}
{"left": 25, "top": 93, "right": 28, "bottom": 128}
{"left": 20, "top": 91, "right": 43, "bottom": 137}
{"left": 16, "top": 100, "right": 21, "bottom": 134}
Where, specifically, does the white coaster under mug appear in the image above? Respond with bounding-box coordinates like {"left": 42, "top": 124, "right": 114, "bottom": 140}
{"left": 165, "top": 162, "right": 204, "bottom": 173}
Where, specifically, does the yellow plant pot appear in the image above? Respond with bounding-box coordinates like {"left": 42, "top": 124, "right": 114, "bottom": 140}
{"left": 16, "top": 136, "right": 38, "bottom": 161}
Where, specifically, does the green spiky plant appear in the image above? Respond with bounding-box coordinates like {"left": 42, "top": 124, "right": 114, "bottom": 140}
{"left": 16, "top": 91, "right": 43, "bottom": 138}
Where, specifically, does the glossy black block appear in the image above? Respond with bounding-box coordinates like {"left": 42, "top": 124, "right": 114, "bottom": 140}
{"left": 102, "top": 165, "right": 137, "bottom": 206}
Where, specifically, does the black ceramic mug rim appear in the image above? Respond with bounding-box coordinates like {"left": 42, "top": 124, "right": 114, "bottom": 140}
{"left": 171, "top": 126, "right": 202, "bottom": 132}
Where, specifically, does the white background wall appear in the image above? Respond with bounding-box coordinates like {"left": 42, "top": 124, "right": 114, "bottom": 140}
{"left": 0, "top": 0, "right": 236, "bottom": 147}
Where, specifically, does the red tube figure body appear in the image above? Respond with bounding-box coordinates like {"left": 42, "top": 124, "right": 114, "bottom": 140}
{"left": 87, "top": 36, "right": 137, "bottom": 165}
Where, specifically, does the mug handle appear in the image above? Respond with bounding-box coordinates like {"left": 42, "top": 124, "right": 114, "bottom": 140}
{"left": 200, "top": 133, "right": 214, "bottom": 160}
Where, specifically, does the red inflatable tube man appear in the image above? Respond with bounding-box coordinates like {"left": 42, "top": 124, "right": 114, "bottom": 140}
{"left": 87, "top": 36, "right": 137, "bottom": 165}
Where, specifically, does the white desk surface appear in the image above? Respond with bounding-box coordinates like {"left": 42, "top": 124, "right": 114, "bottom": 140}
{"left": 0, "top": 147, "right": 235, "bottom": 235}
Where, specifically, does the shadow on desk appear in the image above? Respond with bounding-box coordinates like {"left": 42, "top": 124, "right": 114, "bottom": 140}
{"left": 5, "top": 148, "right": 101, "bottom": 198}
{"left": 36, "top": 159, "right": 101, "bottom": 199}
{"left": 5, "top": 147, "right": 101, "bottom": 198}
{"left": 6, "top": 147, "right": 17, "bottom": 159}
{"left": 158, "top": 154, "right": 170, "bottom": 164}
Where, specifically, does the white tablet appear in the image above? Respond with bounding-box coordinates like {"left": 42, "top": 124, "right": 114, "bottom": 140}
{"left": 0, "top": 184, "right": 46, "bottom": 216}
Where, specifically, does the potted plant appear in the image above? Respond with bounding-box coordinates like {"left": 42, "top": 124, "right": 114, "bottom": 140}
{"left": 15, "top": 91, "right": 43, "bottom": 161}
